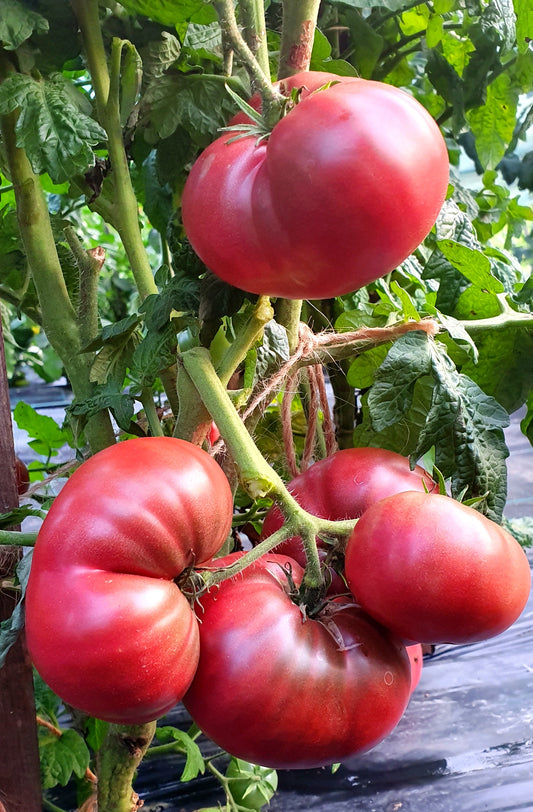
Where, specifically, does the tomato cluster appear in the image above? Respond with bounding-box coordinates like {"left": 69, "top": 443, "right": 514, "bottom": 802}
{"left": 26, "top": 440, "right": 531, "bottom": 772}
{"left": 182, "top": 71, "right": 449, "bottom": 300}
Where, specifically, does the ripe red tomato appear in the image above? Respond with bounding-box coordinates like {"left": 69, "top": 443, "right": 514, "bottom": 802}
{"left": 344, "top": 491, "right": 532, "bottom": 645}
{"left": 182, "top": 71, "right": 449, "bottom": 300}
{"left": 25, "top": 437, "right": 233, "bottom": 724}
{"left": 184, "top": 553, "right": 412, "bottom": 769}
{"left": 261, "top": 447, "right": 436, "bottom": 568}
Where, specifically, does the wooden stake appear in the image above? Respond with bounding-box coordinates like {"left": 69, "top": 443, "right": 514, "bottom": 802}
{"left": 0, "top": 310, "right": 42, "bottom": 812}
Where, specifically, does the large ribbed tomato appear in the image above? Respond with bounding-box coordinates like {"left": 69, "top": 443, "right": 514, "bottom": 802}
{"left": 184, "top": 554, "right": 412, "bottom": 769}
{"left": 182, "top": 71, "right": 449, "bottom": 299}
{"left": 261, "top": 447, "right": 436, "bottom": 568}
{"left": 25, "top": 437, "right": 233, "bottom": 724}
{"left": 344, "top": 491, "right": 531, "bottom": 644}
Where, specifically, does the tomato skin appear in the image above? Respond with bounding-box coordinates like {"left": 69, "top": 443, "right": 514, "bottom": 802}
{"left": 406, "top": 643, "right": 423, "bottom": 693}
{"left": 184, "top": 553, "right": 412, "bottom": 769}
{"left": 344, "top": 491, "right": 532, "bottom": 645}
{"left": 182, "top": 71, "right": 449, "bottom": 300}
{"left": 261, "top": 447, "right": 435, "bottom": 567}
{"left": 25, "top": 437, "right": 233, "bottom": 724}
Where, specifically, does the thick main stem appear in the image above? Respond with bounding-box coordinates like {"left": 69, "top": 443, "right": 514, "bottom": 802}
{"left": 97, "top": 722, "right": 156, "bottom": 812}
{"left": 278, "top": 0, "right": 322, "bottom": 79}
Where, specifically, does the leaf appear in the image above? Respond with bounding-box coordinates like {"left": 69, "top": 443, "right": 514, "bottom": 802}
{"left": 466, "top": 72, "right": 520, "bottom": 169}
{"left": 118, "top": 0, "right": 217, "bottom": 26}
{"left": 514, "top": 0, "right": 533, "bottom": 53}
{"left": 361, "top": 332, "right": 510, "bottom": 521}
{"left": 346, "top": 343, "right": 391, "bottom": 389}
{"left": 412, "top": 359, "right": 510, "bottom": 520}
{"left": 14, "top": 401, "right": 71, "bottom": 451}
{"left": 436, "top": 239, "right": 505, "bottom": 293}
{"left": 153, "top": 726, "right": 205, "bottom": 781}
{"left": 366, "top": 331, "right": 432, "bottom": 431}
{"left": 141, "top": 72, "right": 239, "bottom": 143}
{"left": 68, "top": 390, "right": 136, "bottom": 433}
{"left": 131, "top": 322, "right": 177, "bottom": 386}
{"left": 0, "top": 0, "right": 48, "bottom": 50}
{"left": 0, "top": 505, "right": 44, "bottom": 530}
{"left": 39, "top": 728, "right": 90, "bottom": 789}
{"left": 0, "top": 74, "right": 106, "bottom": 184}
{"left": 459, "top": 322, "right": 533, "bottom": 414}
{"left": 255, "top": 320, "right": 290, "bottom": 379}
{"left": 329, "top": 0, "right": 410, "bottom": 9}
{"left": 140, "top": 31, "right": 182, "bottom": 86}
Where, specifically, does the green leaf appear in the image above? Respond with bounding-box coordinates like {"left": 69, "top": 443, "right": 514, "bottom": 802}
{"left": 360, "top": 332, "right": 510, "bottom": 521}
{"left": 0, "top": 505, "right": 44, "bottom": 530}
{"left": 0, "top": 0, "right": 48, "bottom": 50}
{"left": 0, "top": 74, "right": 107, "bottom": 184}
{"left": 346, "top": 344, "right": 391, "bottom": 389}
{"left": 436, "top": 239, "right": 505, "bottom": 293}
{"left": 141, "top": 72, "right": 239, "bottom": 143}
{"left": 367, "top": 331, "right": 432, "bottom": 431}
{"left": 132, "top": 322, "right": 177, "bottom": 386}
{"left": 118, "top": 0, "right": 217, "bottom": 26}
{"left": 39, "top": 728, "right": 90, "bottom": 789}
{"left": 466, "top": 72, "right": 520, "bottom": 170}
{"left": 412, "top": 358, "right": 510, "bottom": 520}
{"left": 514, "top": 0, "right": 533, "bottom": 53}
{"left": 459, "top": 322, "right": 533, "bottom": 414}
{"left": 255, "top": 320, "right": 290, "bottom": 379}
{"left": 154, "top": 726, "right": 205, "bottom": 781}
{"left": 13, "top": 401, "right": 71, "bottom": 451}
{"left": 68, "top": 390, "right": 136, "bottom": 433}
{"left": 329, "top": 0, "right": 410, "bottom": 9}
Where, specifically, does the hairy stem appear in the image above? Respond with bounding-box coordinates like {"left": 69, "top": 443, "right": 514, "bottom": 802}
{"left": 212, "top": 0, "right": 285, "bottom": 127}
{"left": 238, "top": 0, "right": 270, "bottom": 80}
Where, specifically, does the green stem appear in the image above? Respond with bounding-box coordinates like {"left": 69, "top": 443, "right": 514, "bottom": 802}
{"left": 275, "top": 299, "right": 302, "bottom": 354}
{"left": 278, "top": 0, "right": 322, "bottom": 79}
{"left": 97, "top": 721, "right": 156, "bottom": 812}
{"left": 0, "top": 530, "right": 38, "bottom": 546}
{"left": 64, "top": 226, "right": 102, "bottom": 349}
{"left": 71, "top": 3, "right": 157, "bottom": 301}
{"left": 460, "top": 310, "right": 533, "bottom": 333}
{"left": 216, "top": 295, "right": 274, "bottom": 385}
{"left": 238, "top": 0, "right": 271, "bottom": 80}
{"left": 42, "top": 800, "right": 69, "bottom": 812}
{"left": 212, "top": 0, "right": 285, "bottom": 127}
{"left": 140, "top": 387, "right": 164, "bottom": 436}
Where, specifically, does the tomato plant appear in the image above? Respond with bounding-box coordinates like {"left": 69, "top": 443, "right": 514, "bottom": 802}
{"left": 182, "top": 71, "right": 449, "bottom": 300}
{"left": 261, "top": 447, "right": 436, "bottom": 566}
{"left": 25, "top": 437, "right": 233, "bottom": 724}
{"left": 344, "top": 491, "right": 532, "bottom": 644}
{"left": 184, "top": 553, "right": 412, "bottom": 769}
{"left": 0, "top": 0, "right": 531, "bottom": 810}
{"left": 15, "top": 456, "right": 29, "bottom": 495}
